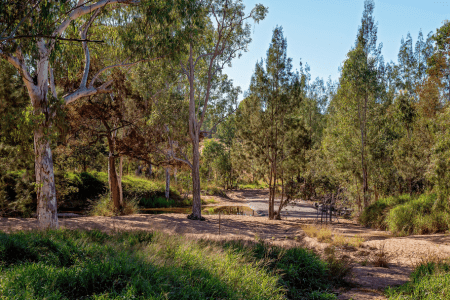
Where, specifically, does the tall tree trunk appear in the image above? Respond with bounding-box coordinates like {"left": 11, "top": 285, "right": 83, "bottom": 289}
{"left": 190, "top": 136, "right": 202, "bottom": 219}
{"left": 359, "top": 97, "right": 369, "bottom": 208}
{"left": 34, "top": 127, "right": 59, "bottom": 229}
{"left": 28, "top": 45, "right": 59, "bottom": 229}
{"left": 119, "top": 156, "right": 123, "bottom": 206}
{"left": 165, "top": 167, "right": 170, "bottom": 199}
{"left": 174, "top": 167, "right": 177, "bottom": 185}
{"left": 108, "top": 153, "right": 122, "bottom": 212}
{"left": 187, "top": 41, "right": 203, "bottom": 221}
{"left": 268, "top": 160, "right": 274, "bottom": 220}
{"left": 146, "top": 164, "right": 152, "bottom": 178}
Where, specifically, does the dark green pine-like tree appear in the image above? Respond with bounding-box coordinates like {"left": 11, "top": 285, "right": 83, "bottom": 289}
{"left": 237, "top": 26, "right": 307, "bottom": 219}
{"left": 322, "top": 0, "right": 382, "bottom": 209}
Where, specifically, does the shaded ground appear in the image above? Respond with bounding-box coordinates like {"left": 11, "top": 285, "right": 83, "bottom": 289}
{"left": 1, "top": 189, "right": 450, "bottom": 300}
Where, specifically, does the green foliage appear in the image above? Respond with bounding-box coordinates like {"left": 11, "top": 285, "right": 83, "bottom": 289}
{"left": 0, "top": 170, "right": 35, "bottom": 217}
{"left": 55, "top": 171, "right": 107, "bottom": 209}
{"left": 92, "top": 172, "right": 181, "bottom": 202}
{"left": 385, "top": 259, "right": 450, "bottom": 299}
{"left": 360, "top": 193, "right": 450, "bottom": 235}
{"left": 238, "top": 181, "right": 268, "bottom": 189}
{"left": 200, "top": 139, "right": 233, "bottom": 188}
{"left": 359, "top": 194, "right": 412, "bottom": 229}
{"left": 0, "top": 230, "right": 285, "bottom": 300}
{"left": 386, "top": 193, "right": 450, "bottom": 235}
{"left": 218, "top": 240, "right": 339, "bottom": 299}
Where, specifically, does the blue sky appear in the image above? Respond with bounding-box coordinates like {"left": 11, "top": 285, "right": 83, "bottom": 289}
{"left": 224, "top": 0, "right": 449, "bottom": 98}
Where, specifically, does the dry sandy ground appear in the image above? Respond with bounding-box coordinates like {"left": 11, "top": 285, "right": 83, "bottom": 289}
{"left": 1, "top": 190, "right": 450, "bottom": 300}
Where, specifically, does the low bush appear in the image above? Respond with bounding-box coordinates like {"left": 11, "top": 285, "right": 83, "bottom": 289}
{"left": 359, "top": 194, "right": 412, "bottom": 230}
{"left": 386, "top": 193, "right": 450, "bottom": 235}
{"left": 55, "top": 171, "right": 107, "bottom": 210}
{"left": 0, "top": 229, "right": 343, "bottom": 299}
{"left": 385, "top": 258, "right": 450, "bottom": 299}
{"left": 0, "top": 171, "right": 35, "bottom": 217}
{"left": 89, "top": 194, "right": 139, "bottom": 216}
{"left": 359, "top": 193, "right": 450, "bottom": 235}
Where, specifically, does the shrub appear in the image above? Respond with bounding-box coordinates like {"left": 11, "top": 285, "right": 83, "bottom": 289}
{"left": 89, "top": 194, "right": 139, "bottom": 216}
{"left": 359, "top": 193, "right": 450, "bottom": 235}
{"left": 55, "top": 171, "right": 107, "bottom": 210}
{"left": 386, "top": 193, "right": 450, "bottom": 235}
{"left": 0, "top": 171, "right": 35, "bottom": 217}
{"left": 359, "top": 194, "right": 412, "bottom": 229}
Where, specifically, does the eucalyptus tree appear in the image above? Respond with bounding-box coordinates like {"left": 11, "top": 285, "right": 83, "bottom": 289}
{"left": 171, "top": 0, "right": 267, "bottom": 220}
{"left": 0, "top": 0, "right": 184, "bottom": 229}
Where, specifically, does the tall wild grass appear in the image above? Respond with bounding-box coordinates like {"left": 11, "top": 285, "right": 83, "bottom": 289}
{"left": 359, "top": 193, "right": 450, "bottom": 235}
{"left": 0, "top": 229, "right": 340, "bottom": 299}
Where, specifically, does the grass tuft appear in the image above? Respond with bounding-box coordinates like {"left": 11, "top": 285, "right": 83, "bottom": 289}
{"left": 89, "top": 194, "right": 139, "bottom": 216}
{"left": 385, "top": 257, "right": 450, "bottom": 299}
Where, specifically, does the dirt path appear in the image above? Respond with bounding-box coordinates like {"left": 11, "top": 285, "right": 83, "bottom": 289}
{"left": 1, "top": 189, "right": 450, "bottom": 300}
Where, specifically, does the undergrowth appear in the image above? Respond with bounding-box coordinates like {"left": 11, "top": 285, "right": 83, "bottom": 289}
{"left": 359, "top": 193, "right": 450, "bottom": 235}
{"left": 89, "top": 194, "right": 139, "bottom": 216}
{"left": 385, "top": 257, "right": 450, "bottom": 299}
{"left": 0, "top": 229, "right": 342, "bottom": 299}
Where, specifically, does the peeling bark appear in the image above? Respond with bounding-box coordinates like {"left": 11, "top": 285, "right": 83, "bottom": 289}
{"left": 34, "top": 128, "right": 59, "bottom": 229}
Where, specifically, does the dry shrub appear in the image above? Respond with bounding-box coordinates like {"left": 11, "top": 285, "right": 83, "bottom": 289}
{"left": 370, "top": 243, "right": 391, "bottom": 268}
{"left": 323, "top": 245, "right": 352, "bottom": 282}
{"left": 301, "top": 225, "right": 333, "bottom": 243}
{"left": 90, "top": 194, "right": 139, "bottom": 216}
{"left": 302, "top": 225, "right": 365, "bottom": 247}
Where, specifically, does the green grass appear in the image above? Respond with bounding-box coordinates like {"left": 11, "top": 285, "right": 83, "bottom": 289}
{"left": 0, "top": 229, "right": 340, "bottom": 299}
{"left": 359, "top": 193, "right": 450, "bottom": 235}
{"left": 238, "top": 181, "right": 268, "bottom": 190}
{"left": 385, "top": 259, "right": 450, "bottom": 299}
{"left": 91, "top": 172, "right": 181, "bottom": 200}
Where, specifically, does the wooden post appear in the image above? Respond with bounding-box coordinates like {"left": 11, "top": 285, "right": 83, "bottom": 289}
{"left": 219, "top": 211, "right": 221, "bottom": 235}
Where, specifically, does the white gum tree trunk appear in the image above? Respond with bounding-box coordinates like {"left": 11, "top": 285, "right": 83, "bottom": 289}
{"left": 34, "top": 127, "right": 59, "bottom": 229}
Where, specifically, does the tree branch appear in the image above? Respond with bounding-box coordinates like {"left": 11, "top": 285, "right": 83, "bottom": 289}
{"left": 1, "top": 35, "right": 104, "bottom": 43}
{"left": 52, "top": 0, "right": 139, "bottom": 49}
{"left": 180, "top": 61, "right": 189, "bottom": 80}
{"left": 80, "top": 8, "right": 101, "bottom": 88}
